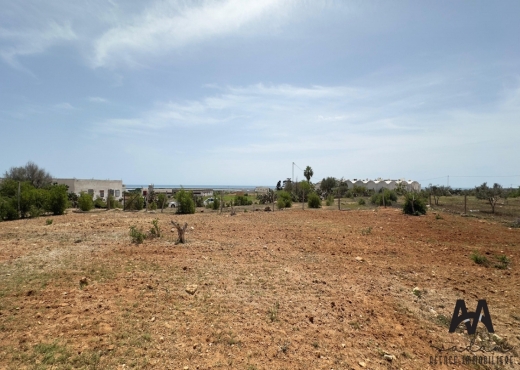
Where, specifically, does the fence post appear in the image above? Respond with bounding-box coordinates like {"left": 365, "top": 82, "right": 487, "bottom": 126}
{"left": 464, "top": 194, "right": 467, "bottom": 214}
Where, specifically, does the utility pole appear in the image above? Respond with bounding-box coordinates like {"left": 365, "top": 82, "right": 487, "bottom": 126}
{"left": 292, "top": 162, "right": 295, "bottom": 184}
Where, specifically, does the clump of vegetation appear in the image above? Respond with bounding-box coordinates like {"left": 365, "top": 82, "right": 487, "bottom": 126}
{"left": 193, "top": 196, "right": 204, "bottom": 208}
{"left": 175, "top": 189, "right": 195, "bottom": 214}
{"left": 149, "top": 218, "right": 161, "bottom": 238}
{"left": 94, "top": 196, "right": 106, "bottom": 209}
{"left": 234, "top": 194, "right": 253, "bottom": 206}
{"left": 475, "top": 182, "right": 503, "bottom": 214}
{"left": 129, "top": 225, "right": 147, "bottom": 244}
{"left": 149, "top": 201, "right": 157, "bottom": 211}
{"left": 212, "top": 198, "right": 220, "bottom": 210}
{"left": 307, "top": 193, "right": 321, "bottom": 208}
{"left": 403, "top": 193, "right": 427, "bottom": 215}
{"left": 358, "top": 198, "right": 366, "bottom": 205}
{"left": 494, "top": 255, "right": 511, "bottom": 269}
{"left": 277, "top": 191, "right": 292, "bottom": 209}
{"left": 371, "top": 190, "right": 397, "bottom": 206}
{"left": 510, "top": 219, "right": 520, "bottom": 229}
{"left": 268, "top": 301, "right": 280, "bottom": 322}
{"left": 361, "top": 226, "right": 372, "bottom": 235}
{"left": 435, "top": 213, "right": 443, "bottom": 220}
{"left": 46, "top": 218, "right": 53, "bottom": 225}
{"left": 78, "top": 192, "right": 94, "bottom": 211}
{"left": 325, "top": 194, "right": 334, "bottom": 206}
{"left": 470, "top": 251, "right": 489, "bottom": 266}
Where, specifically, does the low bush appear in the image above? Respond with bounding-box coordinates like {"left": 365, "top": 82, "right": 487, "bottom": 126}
{"left": 129, "top": 226, "right": 146, "bottom": 244}
{"left": 78, "top": 192, "right": 94, "bottom": 211}
{"left": 45, "top": 184, "right": 68, "bottom": 215}
{"left": 94, "top": 196, "right": 106, "bottom": 209}
{"left": 371, "top": 190, "right": 397, "bottom": 206}
{"left": 470, "top": 251, "right": 489, "bottom": 266}
{"left": 276, "top": 191, "right": 292, "bottom": 209}
{"left": 325, "top": 194, "right": 334, "bottom": 206}
{"left": 403, "top": 193, "right": 427, "bottom": 215}
{"left": 307, "top": 193, "right": 321, "bottom": 208}
{"left": 212, "top": 198, "right": 220, "bottom": 210}
{"left": 358, "top": 198, "right": 366, "bottom": 205}
{"left": 149, "top": 218, "right": 161, "bottom": 238}
{"left": 176, "top": 189, "right": 195, "bottom": 214}
{"left": 234, "top": 195, "right": 253, "bottom": 206}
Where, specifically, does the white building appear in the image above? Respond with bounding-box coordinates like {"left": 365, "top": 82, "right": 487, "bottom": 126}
{"left": 346, "top": 178, "right": 421, "bottom": 192}
{"left": 53, "top": 178, "right": 125, "bottom": 200}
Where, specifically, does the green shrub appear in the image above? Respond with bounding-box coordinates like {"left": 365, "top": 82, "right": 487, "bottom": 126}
{"left": 307, "top": 193, "right": 321, "bottom": 208}
{"left": 0, "top": 197, "right": 18, "bottom": 221}
{"left": 494, "top": 255, "right": 510, "bottom": 269}
{"left": 46, "top": 219, "right": 53, "bottom": 225}
{"left": 470, "top": 251, "right": 489, "bottom": 266}
{"left": 30, "top": 205, "right": 44, "bottom": 218}
{"left": 212, "top": 198, "right": 220, "bottom": 210}
{"left": 175, "top": 189, "right": 195, "bottom": 214}
{"left": 45, "top": 184, "right": 68, "bottom": 215}
{"left": 78, "top": 192, "right": 94, "bottom": 211}
{"left": 94, "top": 196, "right": 106, "bottom": 209}
{"left": 107, "top": 195, "right": 122, "bottom": 209}
{"left": 129, "top": 226, "right": 146, "bottom": 244}
{"left": 371, "top": 190, "right": 397, "bottom": 206}
{"left": 276, "top": 191, "right": 292, "bottom": 209}
{"left": 149, "top": 218, "right": 161, "bottom": 238}
{"left": 149, "top": 202, "right": 157, "bottom": 210}
{"left": 403, "top": 193, "right": 427, "bottom": 215}
{"left": 234, "top": 195, "right": 253, "bottom": 206}
{"left": 194, "top": 196, "right": 204, "bottom": 207}
{"left": 325, "top": 194, "right": 334, "bottom": 206}
{"left": 358, "top": 198, "right": 366, "bottom": 205}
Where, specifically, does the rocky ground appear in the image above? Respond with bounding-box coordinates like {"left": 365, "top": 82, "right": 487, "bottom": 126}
{"left": 0, "top": 208, "right": 519, "bottom": 369}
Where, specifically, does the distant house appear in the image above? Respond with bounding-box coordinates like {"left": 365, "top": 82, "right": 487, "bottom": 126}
{"left": 254, "top": 187, "right": 270, "bottom": 194}
{"left": 53, "top": 178, "right": 125, "bottom": 200}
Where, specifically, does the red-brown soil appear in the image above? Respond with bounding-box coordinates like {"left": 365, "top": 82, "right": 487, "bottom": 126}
{"left": 0, "top": 208, "right": 519, "bottom": 369}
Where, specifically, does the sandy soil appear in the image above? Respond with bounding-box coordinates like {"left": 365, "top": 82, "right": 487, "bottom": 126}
{"left": 0, "top": 208, "right": 519, "bottom": 369}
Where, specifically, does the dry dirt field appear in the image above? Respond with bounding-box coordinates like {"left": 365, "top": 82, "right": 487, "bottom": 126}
{"left": 0, "top": 208, "right": 519, "bottom": 370}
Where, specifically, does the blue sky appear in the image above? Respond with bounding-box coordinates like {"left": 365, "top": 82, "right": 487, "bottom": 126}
{"left": 1, "top": 1, "right": 519, "bottom": 188}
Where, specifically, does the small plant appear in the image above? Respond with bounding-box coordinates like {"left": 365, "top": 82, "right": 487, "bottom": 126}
{"left": 46, "top": 218, "right": 53, "bottom": 225}
{"left": 358, "top": 198, "right": 366, "bottom": 205}
{"left": 510, "top": 219, "right": 520, "bottom": 228}
{"left": 361, "top": 226, "right": 372, "bottom": 235}
{"left": 149, "top": 201, "right": 157, "bottom": 211}
{"left": 149, "top": 218, "right": 161, "bottom": 238}
{"left": 268, "top": 301, "right": 280, "bottom": 322}
{"left": 312, "top": 341, "right": 319, "bottom": 348}
{"left": 494, "top": 255, "right": 511, "bottom": 269}
{"left": 129, "top": 225, "right": 146, "bottom": 244}
{"left": 470, "top": 251, "right": 489, "bottom": 266}
{"left": 435, "top": 213, "right": 443, "bottom": 220}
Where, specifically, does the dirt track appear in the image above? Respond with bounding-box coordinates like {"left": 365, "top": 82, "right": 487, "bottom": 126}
{"left": 0, "top": 208, "right": 519, "bottom": 369}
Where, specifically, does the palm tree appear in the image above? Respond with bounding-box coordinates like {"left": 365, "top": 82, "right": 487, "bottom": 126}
{"left": 304, "top": 166, "right": 314, "bottom": 182}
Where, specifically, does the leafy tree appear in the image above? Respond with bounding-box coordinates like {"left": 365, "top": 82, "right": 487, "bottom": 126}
{"left": 45, "top": 184, "right": 68, "bottom": 215}
{"left": 283, "top": 178, "right": 293, "bottom": 193}
{"left": 78, "top": 192, "right": 94, "bottom": 211}
{"left": 3, "top": 161, "right": 52, "bottom": 188}
{"left": 427, "top": 185, "right": 451, "bottom": 205}
{"left": 276, "top": 180, "right": 282, "bottom": 191}
{"left": 307, "top": 193, "right": 321, "bottom": 208}
{"left": 475, "top": 182, "right": 503, "bottom": 214}
{"left": 294, "top": 180, "right": 312, "bottom": 202}
{"left": 157, "top": 193, "right": 168, "bottom": 209}
{"left": 175, "top": 189, "right": 195, "bottom": 214}
{"left": 304, "top": 166, "right": 314, "bottom": 182}
{"left": 320, "top": 177, "right": 337, "bottom": 196}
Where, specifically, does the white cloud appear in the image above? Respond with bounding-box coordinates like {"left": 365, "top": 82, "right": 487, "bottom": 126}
{"left": 91, "top": 0, "right": 293, "bottom": 67}
{"left": 0, "top": 22, "right": 76, "bottom": 70}
{"left": 88, "top": 97, "right": 108, "bottom": 103}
